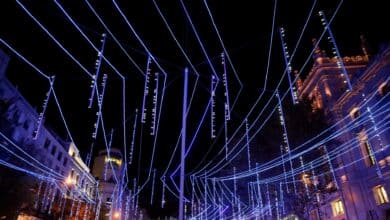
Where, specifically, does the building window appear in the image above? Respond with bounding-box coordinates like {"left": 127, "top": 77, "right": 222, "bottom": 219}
{"left": 324, "top": 82, "right": 332, "bottom": 97}
{"left": 331, "top": 199, "right": 345, "bottom": 216}
{"left": 51, "top": 145, "right": 57, "bottom": 156}
{"left": 358, "top": 130, "right": 376, "bottom": 167}
{"left": 70, "top": 169, "right": 74, "bottom": 179}
{"left": 378, "top": 82, "right": 389, "bottom": 97}
{"left": 63, "top": 157, "right": 68, "bottom": 166}
{"left": 23, "top": 120, "right": 30, "bottom": 130}
{"left": 57, "top": 152, "right": 63, "bottom": 161}
{"left": 43, "top": 139, "right": 51, "bottom": 149}
{"left": 349, "top": 107, "right": 360, "bottom": 120}
{"left": 373, "top": 185, "right": 389, "bottom": 205}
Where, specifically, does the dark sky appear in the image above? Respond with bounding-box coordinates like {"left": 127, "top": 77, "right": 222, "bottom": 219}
{"left": 0, "top": 0, "right": 389, "bottom": 216}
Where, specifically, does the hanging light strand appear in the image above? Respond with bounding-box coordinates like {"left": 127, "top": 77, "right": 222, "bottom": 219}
{"left": 279, "top": 27, "right": 299, "bottom": 104}
{"left": 150, "top": 72, "right": 159, "bottom": 135}
{"left": 141, "top": 56, "right": 152, "bottom": 124}
{"left": 319, "top": 10, "right": 352, "bottom": 92}
{"left": 33, "top": 77, "right": 54, "bottom": 140}
{"left": 88, "top": 33, "right": 106, "bottom": 108}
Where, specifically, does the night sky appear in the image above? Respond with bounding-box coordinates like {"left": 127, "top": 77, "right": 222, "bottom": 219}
{"left": 0, "top": 0, "right": 389, "bottom": 216}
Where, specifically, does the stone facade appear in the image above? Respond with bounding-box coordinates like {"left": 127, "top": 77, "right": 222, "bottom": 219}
{"left": 299, "top": 44, "right": 390, "bottom": 220}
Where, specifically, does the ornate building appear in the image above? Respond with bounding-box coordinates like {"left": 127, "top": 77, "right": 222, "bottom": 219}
{"left": 0, "top": 48, "right": 97, "bottom": 218}
{"left": 299, "top": 42, "right": 390, "bottom": 219}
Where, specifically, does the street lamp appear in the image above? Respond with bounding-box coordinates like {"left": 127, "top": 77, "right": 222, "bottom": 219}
{"left": 113, "top": 211, "right": 120, "bottom": 219}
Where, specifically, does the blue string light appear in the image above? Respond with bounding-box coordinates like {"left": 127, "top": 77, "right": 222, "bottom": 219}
{"left": 88, "top": 33, "right": 106, "bottom": 109}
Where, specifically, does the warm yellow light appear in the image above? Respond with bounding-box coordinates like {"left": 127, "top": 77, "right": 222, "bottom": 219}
{"left": 302, "top": 173, "right": 311, "bottom": 185}
{"left": 105, "top": 156, "right": 122, "bottom": 166}
{"left": 113, "top": 211, "right": 120, "bottom": 219}
{"left": 65, "top": 176, "right": 73, "bottom": 185}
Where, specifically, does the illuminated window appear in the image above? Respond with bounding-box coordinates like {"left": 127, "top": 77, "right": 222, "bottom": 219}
{"left": 331, "top": 199, "right": 345, "bottom": 216}
{"left": 349, "top": 107, "right": 360, "bottom": 120}
{"left": 358, "top": 130, "right": 375, "bottom": 166}
{"left": 373, "top": 185, "right": 389, "bottom": 205}
{"left": 378, "top": 82, "right": 389, "bottom": 97}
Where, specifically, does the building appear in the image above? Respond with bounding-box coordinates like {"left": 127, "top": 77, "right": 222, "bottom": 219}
{"left": 92, "top": 148, "right": 132, "bottom": 219}
{"left": 299, "top": 42, "right": 390, "bottom": 219}
{"left": 0, "top": 48, "right": 97, "bottom": 218}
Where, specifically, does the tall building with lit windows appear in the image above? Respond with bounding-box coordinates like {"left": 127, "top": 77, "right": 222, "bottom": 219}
{"left": 0, "top": 48, "right": 97, "bottom": 219}
{"left": 299, "top": 42, "right": 390, "bottom": 219}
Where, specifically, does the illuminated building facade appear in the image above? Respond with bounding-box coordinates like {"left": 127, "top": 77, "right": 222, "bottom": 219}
{"left": 0, "top": 48, "right": 97, "bottom": 218}
{"left": 299, "top": 43, "right": 390, "bottom": 219}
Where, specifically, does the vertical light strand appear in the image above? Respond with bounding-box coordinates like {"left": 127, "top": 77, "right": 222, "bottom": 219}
{"left": 224, "top": 102, "right": 229, "bottom": 160}
{"left": 280, "top": 144, "right": 289, "bottom": 193}
{"left": 141, "top": 56, "right": 152, "bottom": 124}
{"left": 43, "top": 182, "right": 54, "bottom": 212}
{"left": 275, "top": 188, "right": 280, "bottom": 220}
{"left": 363, "top": 93, "right": 384, "bottom": 178}
{"left": 88, "top": 33, "right": 106, "bottom": 108}
{"left": 237, "top": 196, "right": 241, "bottom": 220}
{"left": 322, "top": 145, "right": 339, "bottom": 189}
{"left": 210, "top": 75, "right": 216, "bottom": 139}
{"left": 279, "top": 182, "right": 285, "bottom": 217}
{"left": 319, "top": 10, "right": 352, "bottom": 92}
{"left": 310, "top": 162, "right": 320, "bottom": 203}
{"left": 135, "top": 186, "right": 140, "bottom": 218}
{"left": 161, "top": 176, "right": 166, "bottom": 208}
{"left": 83, "top": 202, "right": 90, "bottom": 220}
{"left": 86, "top": 142, "right": 94, "bottom": 167}
{"left": 245, "top": 118, "right": 251, "bottom": 170}
{"left": 204, "top": 173, "right": 208, "bottom": 220}
{"left": 40, "top": 181, "right": 50, "bottom": 212}
{"left": 150, "top": 168, "right": 156, "bottom": 205}
{"left": 125, "top": 191, "right": 131, "bottom": 220}
{"left": 33, "top": 78, "right": 54, "bottom": 140}
{"left": 300, "top": 156, "right": 310, "bottom": 197}
{"left": 191, "top": 175, "right": 195, "bottom": 219}
{"left": 179, "top": 68, "right": 188, "bottom": 220}
{"left": 233, "top": 167, "right": 237, "bottom": 207}
{"left": 69, "top": 197, "right": 75, "bottom": 218}
{"left": 212, "top": 177, "right": 216, "bottom": 208}
{"left": 279, "top": 27, "right": 299, "bottom": 104}
{"left": 231, "top": 192, "right": 235, "bottom": 219}
{"left": 276, "top": 91, "right": 297, "bottom": 194}
{"left": 266, "top": 183, "right": 271, "bottom": 217}
{"left": 249, "top": 183, "right": 254, "bottom": 214}
{"left": 221, "top": 52, "right": 231, "bottom": 120}
{"left": 94, "top": 197, "right": 102, "bottom": 220}
{"left": 92, "top": 74, "right": 108, "bottom": 139}
{"left": 129, "top": 108, "right": 138, "bottom": 165}
{"left": 256, "top": 163, "right": 263, "bottom": 220}
{"left": 75, "top": 199, "right": 82, "bottom": 218}
{"left": 48, "top": 188, "right": 57, "bottom": 215}
{"left": 150, "top": 72, "right": 159, "bottom": 135}
{"left": 132, "top": 178, "right": 137, "bottom": 211}
{"left": 34, "top": 179, "right": 43, "bottom": 209}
